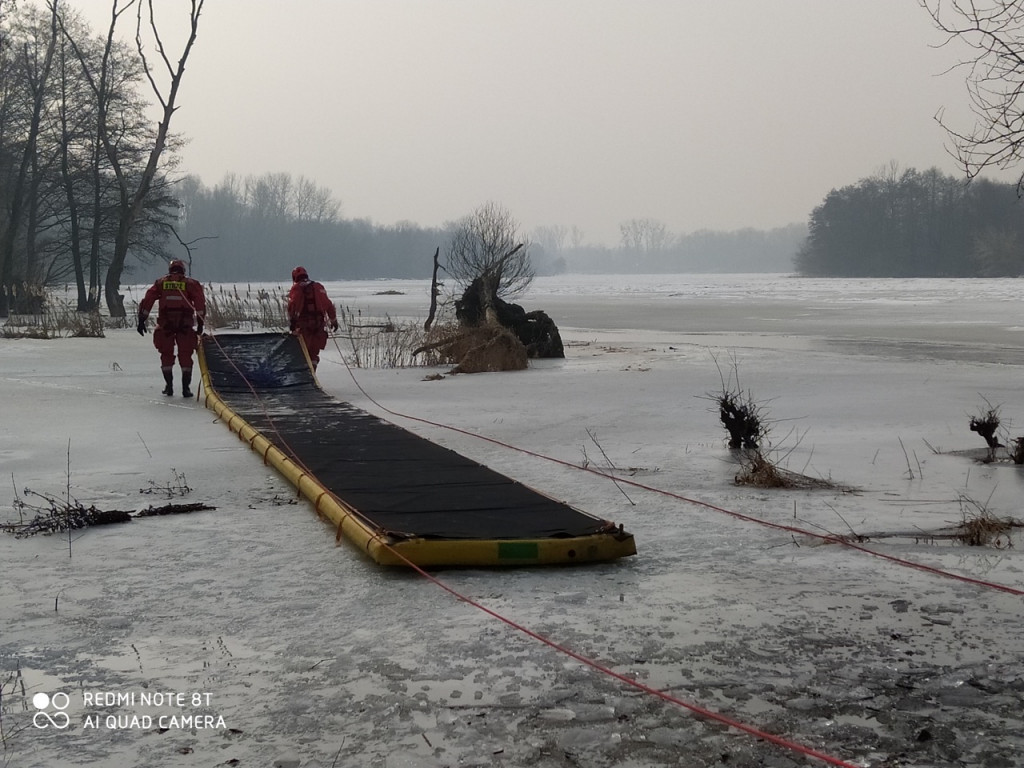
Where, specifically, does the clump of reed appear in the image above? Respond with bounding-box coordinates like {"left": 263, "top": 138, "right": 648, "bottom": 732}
{"left": 204, "top": 284, "right": 289, "bottom": 331}
{"left": 955, "top": 493, "right": 1021, "bottom": 547}
{"left": 6, "top": 283, "right": 450, "bottom": 372}
{"left": 2, "top": 290, "right": 106, "bottom": 338}
{"left": 337, "top": 305, "right": 452, "bottom": 369}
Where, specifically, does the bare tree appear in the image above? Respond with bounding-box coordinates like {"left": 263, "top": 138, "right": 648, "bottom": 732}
{"left": 69, "top": 0, "right": 204, "bottom": 317}
{"left": 4, "top": 2, "right": 124, "bottom": 313}
{"left": 419, "top": 202, "right": 563, "bottom": 368}
{"left": 922, "top": 1, "right": 1024, "bottom": 188}
{"left": 619, "top": 217, "right": 670, "bottom": 252}
{"left": 292, "top": 175, "right": 340, "bottom": 223}
{"left": 244, "top": 172, "right": 292, "bottom": 222}
{"left": 532, "top": 223, "right": 568, "bottom": 253}
{"left": 53, "top": 5, "right": 104, "bottom": 311}
{"left": 0, "top": 0, "right": 57, "bottom": 315}
{"left": 445, "top": 201, "right": 532, "bottom": 298}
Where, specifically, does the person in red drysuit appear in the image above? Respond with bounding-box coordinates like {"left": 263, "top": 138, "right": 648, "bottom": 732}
{"left": 287, "top": 266, "right": 338, "bottom": 370}
{"left": 137, "top": 259, "right": 206, "bottom": 398}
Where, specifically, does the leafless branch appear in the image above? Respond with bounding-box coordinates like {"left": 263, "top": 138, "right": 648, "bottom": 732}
{"left": 922, "top": 0, "right": 1024, "bottom": 189}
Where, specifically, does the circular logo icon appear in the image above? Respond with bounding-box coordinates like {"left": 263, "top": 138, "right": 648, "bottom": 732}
{"left": 32, "top": 691, "right": 70, "bottom": 730}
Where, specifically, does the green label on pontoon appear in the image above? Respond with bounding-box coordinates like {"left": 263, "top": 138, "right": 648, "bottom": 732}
{"left": 498, "top": 542, "right": 539, "bottom": 560}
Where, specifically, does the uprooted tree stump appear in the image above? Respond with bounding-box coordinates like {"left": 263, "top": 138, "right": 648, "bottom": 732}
{"left": 419, "top": 239, "right": 573, "bottom": 374}
{"left": 455, "top": 273, "right": 564, "bottom": 360}
{"left": 415, "top": 252, "right": 565, "bottom": 373}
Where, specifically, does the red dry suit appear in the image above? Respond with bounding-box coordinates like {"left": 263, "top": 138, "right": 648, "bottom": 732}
{"left": 138, "top": 272, "right": 206, "bottom": 371}
{"left": 287, "top": 279, "right": 337, "bottom": 368}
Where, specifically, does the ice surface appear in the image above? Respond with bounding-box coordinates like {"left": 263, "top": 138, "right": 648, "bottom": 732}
{"left": 2, "top": 274, "right": 1023, "bottom": 767}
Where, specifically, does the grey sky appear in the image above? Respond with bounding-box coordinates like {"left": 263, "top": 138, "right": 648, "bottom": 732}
{"left": 91, "top": 1, "right": 1006, "bottom": 245}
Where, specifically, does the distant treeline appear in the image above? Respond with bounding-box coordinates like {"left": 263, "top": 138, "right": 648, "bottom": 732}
{"left": 558, "top": 225, "right": 805, "bottom": 274}
{"left": 178, "top": 174, "right": 806, "bottom": 282}
{"left": 183, "top": 167, "right": 1024, "bottom": 282}
{"left": 796, "top": 167, "right": 1024, "bottom": 277}
{"left": 177, "top": 173, "right": 442, "bottom": 282}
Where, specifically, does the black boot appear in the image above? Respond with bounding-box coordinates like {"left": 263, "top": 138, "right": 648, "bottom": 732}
{"left": 182, "top": 369, "right": 193, "bottom": 399}
{"left": 161, "top": 368, "right": 173, "bottom": 396}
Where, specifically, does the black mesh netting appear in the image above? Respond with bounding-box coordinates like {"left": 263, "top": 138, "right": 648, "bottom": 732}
{"left": 201, "top": 333, "right": 617, "bottom": 540}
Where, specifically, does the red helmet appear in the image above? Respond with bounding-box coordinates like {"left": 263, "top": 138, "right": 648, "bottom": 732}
{"left": 292, "top": 266, "right": 309, "bottom": 283}
{"left": 169, "top": 259, "right": 186, "bottom": 275}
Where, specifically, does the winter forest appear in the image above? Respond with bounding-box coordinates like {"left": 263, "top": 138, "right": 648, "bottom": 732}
{"left": 4, "top": 1, "right": 1024, "bottom": 321}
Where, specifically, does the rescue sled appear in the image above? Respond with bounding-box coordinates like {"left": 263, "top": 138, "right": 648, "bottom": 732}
{"left": 197, "top": 332, "right": 636, "bottom": 568}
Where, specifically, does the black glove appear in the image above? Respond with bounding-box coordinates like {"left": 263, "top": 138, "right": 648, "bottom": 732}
{"left": 137, "top": 317, "right": 147, "bottom": 336}
{"left": 330, "top": 319, "right": 339, "bottom": 332}
{"left": 196, "top": 318, "right": 204, "bottom": 336}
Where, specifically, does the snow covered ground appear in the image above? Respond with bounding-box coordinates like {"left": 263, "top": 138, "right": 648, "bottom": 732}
{"left": 2, "top": 274, "right": 1024, "bottom": 768}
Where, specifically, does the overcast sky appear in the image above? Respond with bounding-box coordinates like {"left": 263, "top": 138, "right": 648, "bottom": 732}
{"left": 83, "top": 1, "right": 1008, "bottom": 246}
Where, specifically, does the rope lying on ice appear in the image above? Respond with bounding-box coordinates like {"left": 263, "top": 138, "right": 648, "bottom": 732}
{"left": 196, "top": 328, "right": 1013, "bottom": 767}
{"left": 317, "top": 338, "right": 864, "bottom": 768}
{"left": 378, "top": 540, "right": 863, "bottom": 768}
{"left": 338, "top": 359, "right": 1024, "bottom": 599}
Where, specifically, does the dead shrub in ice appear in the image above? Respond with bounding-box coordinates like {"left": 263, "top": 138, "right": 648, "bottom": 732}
{"left": 733, "top": 448, "right": 843, "bottom": 490}
{"left": 705, "top": 353, "right": 847, "bottom": 491}
{"left": 968, "top": 398, "right": 1004, "bottom": 461}
{"left": 339, "top": 305, "right": 441, "bottom": 369}
{"left": 734, "top": 449, "right": 791, "bottom": 488}
{"left": 955, "top": 494, "right": 1020, "bottom": 547}
{"left": 1010, "top": 436, "right": 1024, "bottom": 465}
{"left": 716, "top": 390, "right": 766, "bottom": 450}
{"left": 950, "top": 397, "right": 1024, "bottom": 465}
{"left": 838, "top": 493, "right": 1022, "bottom": 548}
{"left": 3, "top": 472, "right": 213, "bottom": 540}
{"left": 704, "top": 353, "right": 768, "bottom": 450}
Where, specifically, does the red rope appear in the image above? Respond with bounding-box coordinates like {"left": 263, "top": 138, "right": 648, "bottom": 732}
{"left": 384, "top": 542, "right": 863, "bottom": 768}
{"left": 196, "top": 328, "right": 1018, "bottom": 767}
{"left": 337, "top": 359, "right": 1024, "bottom": 599}
{"left": 201, "top": 331, "right": 865, "bottom": 766}
{"left": 320, "top": 338, "right": 868, "bottom": 767}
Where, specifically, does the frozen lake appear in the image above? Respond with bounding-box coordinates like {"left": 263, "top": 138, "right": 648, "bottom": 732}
{"left": 312, "top": 273, "right": 1024, "bottom": 362}
{"left": 3, "top": 273, "right": 1023, "bottom": 768}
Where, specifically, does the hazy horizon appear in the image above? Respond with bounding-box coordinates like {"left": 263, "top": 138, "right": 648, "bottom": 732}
{"left": 74, "top": 1, "right": 1017, "bottom": 246}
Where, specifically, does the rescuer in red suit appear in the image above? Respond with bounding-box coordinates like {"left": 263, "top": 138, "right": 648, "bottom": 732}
{"left": 287, "top": 266, "right": 338, "bottom": 370}
{"left": 137, "top": 259, "right": 206, "bottom": 398}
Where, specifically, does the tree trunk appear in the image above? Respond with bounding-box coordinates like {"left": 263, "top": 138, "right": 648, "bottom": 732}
{"left": 100, "top": 0, "right": 205, "bottom": 318}
{"left": 424, "top": 246, "right": 440, "bottom": 331}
